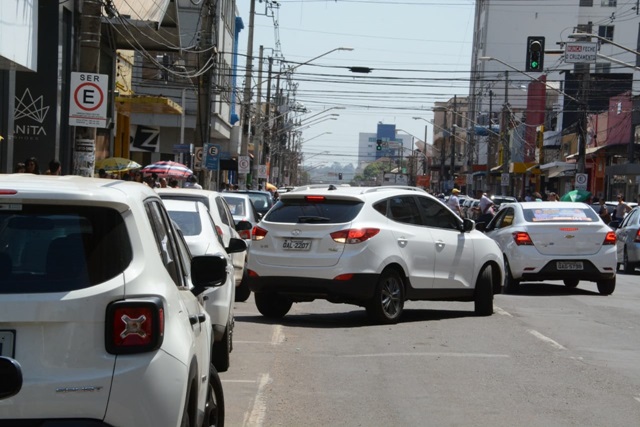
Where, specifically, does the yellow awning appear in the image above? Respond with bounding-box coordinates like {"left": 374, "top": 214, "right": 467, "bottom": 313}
{"left": 511, "top": 162, "right": 540, "bottom": 174}
{"left": 116, "top": 95, "right": 183, "bottom": 116}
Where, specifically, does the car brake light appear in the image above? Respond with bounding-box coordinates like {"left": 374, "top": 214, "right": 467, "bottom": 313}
{"left": 512, "top": 231, "right": 533, "bottom": 246}
{"left": 330, "top": 228, "right": 380, "bottom": 244}
{"left": 215, "top": 225, "right": 224, "bottom": 237}
{"left": 305, "top": 195, "right": 325, "bottom": 202}
{"left": 635, "top": 230, "right": 640, "bottom": 243}
{"left": 106, "top": 298, "right": 164, "bottom": 355}
{"left": 603, "top": 231, "right": 616, "bottom": 245}
{"left": 0, "top": 190, "right": 17, "bottom": 195}
{"left": 252, "top": 226, "right": 268, "bottom": 241}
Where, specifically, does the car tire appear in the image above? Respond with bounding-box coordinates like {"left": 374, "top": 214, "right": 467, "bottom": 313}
{"left": 597, "top": 277, "right": 616, "bottom": 295}
{"left": 366, "top": 268, "right": 404, "bottom": 324}
{"left": 623, "top": 248, "right": 636, "bottom": 274}
{"left": 503, "top": 258, "right": 520, "bottom": 294}
{"left": 563, "top": 279, "right": 579, "bottom": 288}
{"left": 203, "top": 364, "right": 225, "bottom": 427}
{"left": 235, "top": 267, "right": 251, "bottom": 302}
{"left": 212, "top": 325, "right": 231, "bottom": 372}
{"left": 255, "top": 292, "right": 292, "bottom": 319}
{"left": 474, "top": 266, "right": 494, "bottom": 316}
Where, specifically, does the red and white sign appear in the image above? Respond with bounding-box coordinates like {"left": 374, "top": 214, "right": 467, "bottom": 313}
{"left": 69, "top": 72, "right": 109, "bottom": 127}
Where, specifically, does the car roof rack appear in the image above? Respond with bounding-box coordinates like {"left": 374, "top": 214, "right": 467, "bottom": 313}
{"left": 361, "top": 186, "right": 428, "bottom": 194}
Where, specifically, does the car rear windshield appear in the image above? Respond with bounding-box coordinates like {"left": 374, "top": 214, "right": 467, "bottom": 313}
{"left": 167, "top": 210, "right": 203, "bottom": 236}
{"left": 523, "top": 207, "right": 600, "bottom": 223}
{"left": 0, "top": 204, "right": 132, "bottom": 294}
{"left": 265, "top": 198, "right": 363, "bottom": 224}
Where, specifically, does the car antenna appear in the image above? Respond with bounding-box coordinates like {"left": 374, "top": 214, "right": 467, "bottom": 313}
{"left": 328, "top": 184, "right": 337, "bottom": 191}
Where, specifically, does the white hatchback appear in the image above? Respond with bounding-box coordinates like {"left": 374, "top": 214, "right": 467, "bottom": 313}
{"left": 0, "top": 175, "right": 226, "bottom": 426}
{"left": 482, "top": 201, "right": 617, "bottom": 294}
{"left": 246, "top": 185, "right": 504, "bottom": 324}
{"left": 163, "top": 198, "right": 247, "bottom": 372}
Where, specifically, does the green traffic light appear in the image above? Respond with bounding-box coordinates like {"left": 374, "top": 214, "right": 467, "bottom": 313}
{"left": 531, "top": 61, "right": 538, "bottom": 68}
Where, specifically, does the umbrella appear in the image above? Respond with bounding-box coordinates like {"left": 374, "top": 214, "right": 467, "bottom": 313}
{"left": 95, "top": 157, "right": 141, "bottom": 173}
{"left": 560, "top": 189, "right": 592, "bottom": 202}
{"left": 141, "top": 161, "right": 193, "bottom": 178}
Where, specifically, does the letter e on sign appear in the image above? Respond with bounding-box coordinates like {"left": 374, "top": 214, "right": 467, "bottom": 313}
{"left": 69, "top": 72, "right": 109, "bottom": 128}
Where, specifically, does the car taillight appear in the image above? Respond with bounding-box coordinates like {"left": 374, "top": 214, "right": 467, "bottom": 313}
{"left": 0, "top": 190, "right": 17, "bottom": 195}
{"left": 635, "top": 230, "right": 640, "bottom": 243}
{"left": 215, "top": 225, "right": 224, "bottom": 237}
{"left": 106, "top": 298, "right": 164, "bottom": 355}
{"left": 305, "top": 195, "right": 325, "bottom": 202}
{"left": 238, "top": 229, "right": 251, "bottom": 240}
{"left": 513, "top": 231, "right": 533, "bottom": 246}
{"left": 330, "top": 228, "right": 380, "bottom": 244}
{"left": 252, "top": 226, "right": 268, "bottom": 241}
{"left": 603, "top": 231, "right": 616, "bottom": 245}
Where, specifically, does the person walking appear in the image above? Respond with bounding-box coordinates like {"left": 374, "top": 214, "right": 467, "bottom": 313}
{"left": 25, "top": 157, "right": 40, "bottom": 174}
{"left": 598, "top": 199, "right": 612, "bottom": 224}
{"left": 446, "top": 188, "right": 463, "bottom": 217}
{"left": 614, "top": 194, "right": 632, "bottom": 221}
{"left": 46, "top": 159, "right": 62, "bottom": 175}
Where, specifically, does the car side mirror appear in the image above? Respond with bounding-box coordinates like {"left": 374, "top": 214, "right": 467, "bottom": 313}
{"left": 475, "top": 221, "right": 486, "bottom": 232}
{"left": 0, "top": 357, "right": 23, "bottom": 400}
{"left": 226, "top": 237, "right": 247, "bottom": 254}
{"left": 191, "top": 254, "right": 228, "bottom": 295}
{"left": 462, "top": 218, "right": 475, "bottom": 232}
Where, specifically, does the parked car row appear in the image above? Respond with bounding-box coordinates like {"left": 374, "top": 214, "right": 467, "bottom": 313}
{"left": 0, "top": 175, "right": 228, "bottom": 426}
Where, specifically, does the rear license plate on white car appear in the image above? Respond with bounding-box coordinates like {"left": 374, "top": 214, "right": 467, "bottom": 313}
{"left": 0, "top": 330, "right": 15, "bottom": 357}
{"left": 557, "top": 261, "right": 583, "bottom": 271}
{"left": 282, "top": 239, "right": 311, "bottom": 251}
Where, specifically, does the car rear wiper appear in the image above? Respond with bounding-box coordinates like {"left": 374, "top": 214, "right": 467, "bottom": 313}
{"left": 298, "top": 216, "right": 331, "bottom": 223}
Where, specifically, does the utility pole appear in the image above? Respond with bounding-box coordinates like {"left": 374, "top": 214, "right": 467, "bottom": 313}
{"left": 487, "top": 90, "right": 493, "bottom": 190}
{"left": 194, "top": 0, "right": 215, "bottom": 185}
{"left": 263, "top": 56, "right": 273, "bottom": 180}
{"left": 450, "top": 95, "right": 457, "bottom": 189}
{"left": 440, "top": 109, "right": 447, "bottom": 193}
{"left": 240, "top": 0, "right": 256, "bottom": 189}
{"left": 73, "top": 0, "right": 102, "bottom": 176}
{"left": 501, "top": 71, "right": 510, "bottom": 194}
{"left": 254, "top": 45, "right": 264, "bottom": 187}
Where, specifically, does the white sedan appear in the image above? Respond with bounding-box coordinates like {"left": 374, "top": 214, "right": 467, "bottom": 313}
{"left": 482, "top": 201, "right": 617, "bottom": 295}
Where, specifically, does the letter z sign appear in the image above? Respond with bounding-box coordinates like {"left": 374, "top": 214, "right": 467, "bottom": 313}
{"left": 69, "top": 72, "right": 109, "bottom": 128}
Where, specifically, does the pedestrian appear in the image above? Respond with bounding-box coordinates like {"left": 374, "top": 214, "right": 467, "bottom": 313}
{"left": 446, "top": 188, "right": 463, "bottom": 217}
{"left": 547, "top": 192, "right": 559, "bottom": 201}
{"left": 14, "top": 162, "right": 26, "bottom": 173}
{"left": 614, "top": 194, "right": 632, "bottom": 221}
{"left": 133, "top": 171, "right": 144, "bottom": 183}
{"left": 159, "top": 177, "right": 168, "bottom": 188}
{"left": 476, "top": 191, "right": 495, "bottom": 224}
{"left": 598, "top": 199, "right": 611, "bottom": 224}
{"left": 168, "top": 178, "right": 179, "bottom": 188}
{"left": 98, "top": 168, "right": 108, "bottom": 179}
{"left": 533, "top": 192, "right": 543, "bottom": 201}
{"left": 46, "top": 159, "right": 62, "bottom": 175}
{"left": 184, "top": 175, "right": 202, "bottom": 189}
{"left": 25, "top": 157, "right": 40, "bottom": 174}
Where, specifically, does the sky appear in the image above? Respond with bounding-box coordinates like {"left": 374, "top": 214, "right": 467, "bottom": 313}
{"left": 236, "top": 0, "right": 476, "bottom": 169}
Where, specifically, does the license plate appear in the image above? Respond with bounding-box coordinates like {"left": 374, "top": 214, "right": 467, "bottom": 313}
{"left": 557, "top": 261, "right": 583, "bottom": 271}
{"left": 0, "top": 330, "right": 15, "bottom": 358}
{"left": 282, "top": 239, "right": 311, "bottom": 251}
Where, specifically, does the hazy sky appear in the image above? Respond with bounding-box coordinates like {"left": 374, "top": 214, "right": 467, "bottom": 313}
{"left": 236, "top": 0, "right": 475, "bottom": 167}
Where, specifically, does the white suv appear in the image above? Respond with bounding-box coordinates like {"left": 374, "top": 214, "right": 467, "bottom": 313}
{"left": 0, "top": 175, "right": 225, "bottom": 426}
{"left": 246, "top": 185, "right": 504, "bottom": 324}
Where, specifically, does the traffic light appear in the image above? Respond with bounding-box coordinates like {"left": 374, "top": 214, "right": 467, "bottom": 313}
{"left": 338, "top": 173, "right": 343, "bottom": 180}
{"left": 525, "top": 36, "right": 545, "bottom": 72}
{"left": 376, "top": 139, "right": 382, "bottom": 151}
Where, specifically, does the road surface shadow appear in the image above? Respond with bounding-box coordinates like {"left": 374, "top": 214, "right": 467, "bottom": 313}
{"left": 503, "top": 282, "right": 601, "bottom": 297}
{"left": 236, "top": 307, "right": 476, "bottom": 329}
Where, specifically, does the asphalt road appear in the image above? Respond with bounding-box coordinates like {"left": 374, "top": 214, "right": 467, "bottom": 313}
{"left": 221, "top": 272, "right": 640, "bottom": 427}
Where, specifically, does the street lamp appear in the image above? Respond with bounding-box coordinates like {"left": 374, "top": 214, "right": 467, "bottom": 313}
{"left": 301, "top": 132, "right": 332, "bottom": 145}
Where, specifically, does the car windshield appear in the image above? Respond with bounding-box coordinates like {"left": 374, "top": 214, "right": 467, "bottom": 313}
{"left": 523, "top": 206, "right": 600, "bottom": 223}
{"left": 265, "top": 198, "right": 363, "bottom": 223}
{"left": 223, "top": 196, "right": 246, "bottom": 216}
{"left": 0, "top": 204, "right": 132, "bottom": 293}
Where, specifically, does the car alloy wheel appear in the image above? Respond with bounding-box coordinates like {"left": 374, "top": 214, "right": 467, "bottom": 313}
{"left": 366, "top": 268, "right": 404, "bottom": 324}
{"left": 204, "top": 364, "right": 225, "bottom": 427}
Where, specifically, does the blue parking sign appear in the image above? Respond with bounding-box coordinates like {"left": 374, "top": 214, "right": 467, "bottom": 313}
{"left": 204, "top": 143, "right": 220, "bottom": 171}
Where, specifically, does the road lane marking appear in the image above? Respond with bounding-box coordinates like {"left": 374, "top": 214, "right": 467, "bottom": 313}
{"left": 235, "top": 340, "right": 281, "bottom": 345}
{"left": 271, "top": 324, "right": 285, "bottom": 345}
{"left": 634, "top": 396, "right": 640, "bottom": 404}
{"left": 494, "top": 306, "right": 512, "bottom": 316}
{"left": 528, "top": 329, "right": 566, "bottom": 350}
{"left": 222, "top": 380, "right": 257, "bottom": 383}
{"left": 244, "top": 373, "right": 270, "bottom": 427}
{"left": 339, "top": 352, "right": 509, "bottom": 358}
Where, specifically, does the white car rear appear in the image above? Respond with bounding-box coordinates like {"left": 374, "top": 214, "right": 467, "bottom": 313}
{"left": 483, "top": 201, "right": 617, "bottom": 294}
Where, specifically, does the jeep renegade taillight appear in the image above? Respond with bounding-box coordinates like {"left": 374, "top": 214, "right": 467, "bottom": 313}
{"left": 252, "top": 226, "right": 268, "bottom": 241}
{"left": 634, "top": 230, "right": 640, "bottom": 243}
{"left": 106, "top": 298, "right": 164, "bottom": 355}
{"left": 330, "top": 228, "right": 380, "bottom": 244}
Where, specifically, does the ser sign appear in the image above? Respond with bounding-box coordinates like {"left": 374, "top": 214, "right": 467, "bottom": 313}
{"left": 69, "top": 72, "right": 109, "bottom": 128}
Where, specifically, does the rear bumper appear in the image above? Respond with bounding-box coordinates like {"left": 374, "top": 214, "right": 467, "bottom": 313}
{"left": 519, "top": 259, "right": 616, "bottom": 282}
{"left": 247, "top": 274, "right": 378, "bottom": 303}
{"left": 0, "top": 420, "right": 113, "bottom": 426}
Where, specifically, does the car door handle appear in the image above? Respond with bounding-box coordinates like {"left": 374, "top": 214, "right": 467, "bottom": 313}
{"left": 197, "top": 313, "right": 207, "bottom": 323}
{"left": 435, "top": 240, "right": 445, "bottom": 248}
{"left": 397, "top": 238, "right": 407, "bottom": 248}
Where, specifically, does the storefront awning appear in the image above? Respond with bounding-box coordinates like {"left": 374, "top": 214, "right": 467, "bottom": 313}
{"left": 511, "top": 162, "right": 540, "bottom": 174}
{"left": 566, "top": 145, "right": 606, "bottom": 160}
{"left": 116, "top": 95, "right": 183, "bottom": 115}
{"left": 605, "top": 163, "right": 640, "bottom": 176}
{"left": 490, "top": 164, "right": 504, "bottom": 172}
